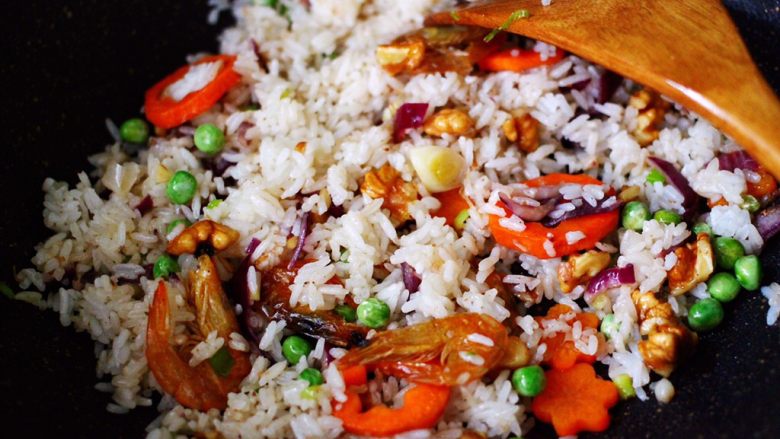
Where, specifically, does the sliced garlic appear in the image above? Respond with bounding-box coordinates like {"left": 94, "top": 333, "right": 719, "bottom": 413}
{"left": 409, "top": 145, "right": 465, "bottom": 193}
{"left": 101, "top": 162, "right": 140, "bottom": 195}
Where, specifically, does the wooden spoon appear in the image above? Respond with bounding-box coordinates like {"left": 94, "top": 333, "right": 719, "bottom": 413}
{"left": 427, "top": 0, "right": 780, "bottom": 178}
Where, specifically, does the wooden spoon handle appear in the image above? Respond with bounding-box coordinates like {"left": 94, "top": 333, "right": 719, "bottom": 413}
{"left": 427, "top": 0, "right": 780, "bottom": 178}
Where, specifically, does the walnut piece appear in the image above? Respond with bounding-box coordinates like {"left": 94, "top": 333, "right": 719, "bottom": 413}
{"left": 360, "top": 164, "right": 418, "bottom": 223}
{"left": 423, "top": 108, "right": 475, "bottom": 138}
{"left": 667, "top": 233, "right": 714, "bottom": 296}
{"left": 629, "top": 89, "right": 670, "bottom": 146}
{"left": 167, "top": 220, "right": 240, "bottom": 255}
{"left": 502, "top": 113, "right": 540, "bottom": 153}
{"left": 632, "top": 290, "right": 697, "bottom": 377}
{"left": 376, "top": 37, "right": 425, "bottom": 76}
{"left": 557, "top": 250, "right": 612, "bottom": 293}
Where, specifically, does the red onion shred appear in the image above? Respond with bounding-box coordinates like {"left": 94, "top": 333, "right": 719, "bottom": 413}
{"left": 586, "top": 264, "right": 636, "bottom": 301}
{"left": 541, "top": 196, "right": 621, "bottom": 228}
{"left": 135, "top": 195, "right": 154, "bottom": 215}
{"left": 401, "top": 262, "right": 421, "bottom": 293}
{"left": 499, "top": 192, "right": 559, "bottom": 222}
{"left": 393, "top": 103, "right": 428, "bottom": 143}
{"left": 230, "top": 240, "right": 265, "bottom": 347}
{"left": 756, "top": 204, "right": 780, "bottom": 241}
{"left": 287, "top": 212, "right": 310, "bottom": 269}
{"left": 717, "top": 150, "right": 759, "bottom": 172}
{"left": 648, "top": 156, "right": 700, "bottom": 219}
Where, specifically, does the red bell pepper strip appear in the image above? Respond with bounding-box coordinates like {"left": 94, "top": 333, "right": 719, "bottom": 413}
{"left": 488, "top": 174, "right": 619, "bottom": 259}
{"left": 479, "top": 47, "right": 565, "bottom": 73}
{"left": 145, "top": 54, "right": 241, "bottom": 129}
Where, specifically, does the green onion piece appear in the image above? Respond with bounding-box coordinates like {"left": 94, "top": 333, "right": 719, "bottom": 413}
{"left": 613, "top": 374, "right": 636, "bottom": 399}
{"left": 208, "top": 346, "right": 235, "bottom": 377}
{"left": 300, "top": 386, "right": 319, "bottom": 400}
{"left": 450, "top": 10, "right": 461, "bottom": 21}
{"left": 281, "top": 88, "right": 293, "bottom": 99}
{"left": 206, "top": 199, "right": 223, "bottom": 210}
{"left": 454, "top": 209, "right": 470, "bottom": 230}
{"left": 484, "top": 9, "right": 530, "bottom": 43}
{"left": 646, "top": 168, "right": 666, "bottom": 185}
{"left": 0, "top": 281, "right": 14, "bottom": 299}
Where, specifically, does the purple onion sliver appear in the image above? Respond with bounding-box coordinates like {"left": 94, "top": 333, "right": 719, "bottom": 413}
{"left": 499, "top": 192, "right": 558, "bottom": 222}
{"left": 648, "top": 156, "right": 699, "bottom": 219}
{"left": 135, "top": 195, "right": 154, "bottom": 215}
{"left": 401, "top": 262, "right": 421, "bottom": 294}
{"left": 717, "top": 150, "right": 759, "bottom": 172}
{"left": 597, "top": 70, "right": 622, "bottom": 104}
{"left": 756, "top": 204, "right": 780, "bottom": 241}
{"left": 287, "top": 212, "right": 310, "bottom": 269}
{"left": 246, "top": 237, "right": 261, "bottom": 256}
{"left": 541, "top": 196, "right": 621, "bottom": 228}
{"left": 586, "top": 264, "right": 636, "bottom": 301}
{"left": 393, "top": 103, "right": 428, "bottom": 143}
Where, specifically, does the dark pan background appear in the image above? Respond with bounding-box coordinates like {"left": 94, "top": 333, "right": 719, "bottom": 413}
{"left": 0, "top": 1, "right": 778, "bottom": 437}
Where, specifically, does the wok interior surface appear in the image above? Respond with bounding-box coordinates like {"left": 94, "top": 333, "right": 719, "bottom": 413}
{"left": 1, "top": 1, "right": 778, "bottom": 437}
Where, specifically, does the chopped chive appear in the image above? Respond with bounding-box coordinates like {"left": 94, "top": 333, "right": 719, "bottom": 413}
{"left": 449, "top": 10, "right": 461, "bottom": 21}
{"left": 0, "top": 282, "right": 14, "bottom": 299}
{"left": 483, "top": 9, "right": 530, "bottom": 43}
{"left": 206, "top": 199, "right": 223, "bottom": 210}
{"left": 208, "top": 346, "right": 235, "bottom": 377}
{"left": 281, "top": 88, "right": 293, "bottom": 99}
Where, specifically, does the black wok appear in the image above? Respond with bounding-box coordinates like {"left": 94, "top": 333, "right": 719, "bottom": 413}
{"left": 1, "top": 1, "right": 778, "bottom": 437}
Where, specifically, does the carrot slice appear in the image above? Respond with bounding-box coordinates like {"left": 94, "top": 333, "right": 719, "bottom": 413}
{"left": 333, "top": 365, "right": 450, "bottom": 436}
{"left": 478, "top": 47, "right": 565, "bottom": 72}
{"left": 488, "top": 174, "right": 619, "bottom": 259}
{"left": 536, "top": 304, "right": 600, "bottom": 370}
{"left": 432, "top": 187, "right": 470, "bottom": 227}
{"left": 531, "top": 363, "right": 619, "bottom": 436}
{"left": 747, "top": 167, "right": 777, "bottom": 198}
{"left": 145, "top": 54, "right": 241, "bottom": 129}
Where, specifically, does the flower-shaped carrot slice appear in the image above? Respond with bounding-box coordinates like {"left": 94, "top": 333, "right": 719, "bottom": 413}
{"left": 531, "top": 363, "right": 619, "bottom": 436}
{"left": 537, "top": 304, "right": 600, "bottom": 370}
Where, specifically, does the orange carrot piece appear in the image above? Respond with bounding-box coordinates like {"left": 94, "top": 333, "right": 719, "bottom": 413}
{"left": 488, "top": 174, "right": 619, "bottom": 259}
{"left": 432, "top": 187, "right": 470, "bottom": 227}
{"left": 747, "top": 167, "right": 777, "bottom": 198}
{"left": 333, "top": 365, "right": 450, "bottom": 436}
{"left": 531, "top": 363, "right": 619, "bottom": 436}
{"left": 478, "top": 48, "right": 565, "bottom": 72}
{"left": 537, "top": 304, "right": 600, "bottom": 370}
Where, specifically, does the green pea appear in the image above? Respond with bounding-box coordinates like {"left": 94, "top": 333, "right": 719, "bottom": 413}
{"left": 622, "top": 201, "right": 651, "bottom": 231}
{"left": 357, "top": 298, "right": 391, "bottom": 328}
{"left": 299, "top": 368, "right": 324, "bottom": 386}
{"left": 707, "top": 272, "right": 741, "bottom": 302}
{"left": 208, "top": 346, "right": 235, "bottom": 377}
{"left": 692, "top": 222, "right": 712, "bottom": 236}
{"left": 166, "top": 171, "right": 198, "bottom": 205}
{"left": 646, "top": 169, "right": 666, "bottom": 185}
{"left": 740, "top": 195, "right": 761, "bottom": 213}
{"left": 714, "top": 237, "right": 745, "bottom": 270}
{"left": 454, "top": 209, "right": 470, "bottom": 230}
{"left": 119, "top": 118, "right": 149, "bottom": 144}
{"left": 688, "top": 298, "right": 724, "bottom": 332}
{"left": 166, "top": 218, "right": 192, "bottom": 234}
{"left": 153, "top": 254, "right": 180, "bottom": 279}
{"left": 334, "top": 304, "right": 357, "bottom": 323}
{"left": 600, "top": 314, "right": 620, "bottom": 339}
{"left": 511, "top": 365, "right": 546, "bottom": 397}
{"left": 653, "top": 209, "right": 682, "bottom": 225}
{"left": 282, "top": 335, "right": 311, "bottom": 365}
{"left": 613, "top": 374, "right": 636, "bottom": 399}
{"left": 734, "top": 255, "right": 762, "bottom": 291}
{"left": 193, "top": 123, "right": 225, "bottom": 155}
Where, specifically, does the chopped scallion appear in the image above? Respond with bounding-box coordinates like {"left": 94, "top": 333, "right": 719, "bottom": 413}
{"left": 450, "top": 10, "right": 461, "bottom": 21}
{"left": 208, "top": 346, "right": 235, "bottom": 377}
{"left": 484, "top": 9, "right": 530, "bottom": 43}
